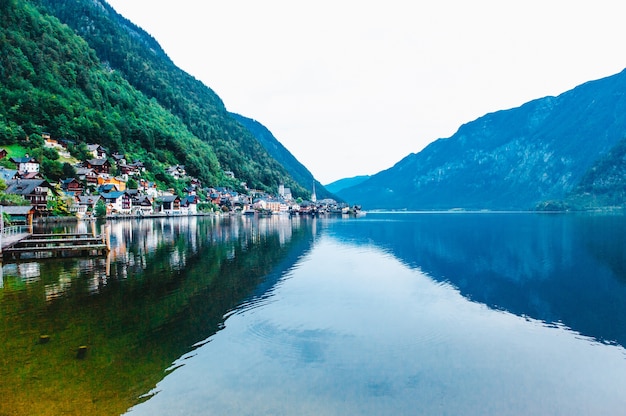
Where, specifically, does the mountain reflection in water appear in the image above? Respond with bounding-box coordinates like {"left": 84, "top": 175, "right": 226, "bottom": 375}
{"left": 329, "top": 212, "right": 626, "bottom": 346}
{"left": 3, "top": 212, "right": 626, "bottom": 415}
{"left": 0, "top": 215, "right": 316, "bottom": 416}
{"left": 127, "top": 212, "right": 626, "bottom": 416}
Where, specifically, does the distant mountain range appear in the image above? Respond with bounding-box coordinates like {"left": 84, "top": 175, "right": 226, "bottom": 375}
{"left": 336, "top": 69, "right": 626, "bottom": 211}
{"left": 325, "top": 175, "right": 370, "bottom": 194}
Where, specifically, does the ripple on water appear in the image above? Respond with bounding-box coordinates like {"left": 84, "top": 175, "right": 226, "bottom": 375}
{"left": 242, "top": 319, "right": 337, "bottom": 365}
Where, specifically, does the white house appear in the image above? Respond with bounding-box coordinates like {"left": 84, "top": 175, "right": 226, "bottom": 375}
{"left": 158, "top": 195, "right": 181, "bottom": 215}
{"left": 166, "top": 165, "right": 186, "bottom": 180}
{"left": 10, "top": 155, "right": 39, "bottom": 174}
{"left": 132, "top": 195, "right": 154, "bottom": 216}
{"left": 87, "top": 144, "right": 107, "bottom": 160}
{"left": 100, "top": 191, "right": 131, "bottom": 214}
{"left": 72, "top": 195, "right": 102, "bottom": 218}
{"left": 180, "top": 195, "right": 198, "bottom": 215}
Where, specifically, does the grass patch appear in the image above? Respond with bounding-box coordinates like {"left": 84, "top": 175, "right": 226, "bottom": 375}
{"left": 2, "top": 144, "right": 29, "bottom": 158}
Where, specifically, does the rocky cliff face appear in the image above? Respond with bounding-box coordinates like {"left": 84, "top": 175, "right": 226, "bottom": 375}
{"left": 338, "top": 69, "right": 626, "bottom": 210}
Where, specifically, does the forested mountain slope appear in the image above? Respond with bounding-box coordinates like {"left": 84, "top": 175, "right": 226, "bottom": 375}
{"left": 337, "top": 69, "right": 626, "bottom": 210}
{"left": 230, "top": 113, "right": 337, "bottom": 201}
{"left": 3, "top": 0, "right": 315, "bottom": 197}
{"left": 1, "top": 0, "right": 220, "bottom": 187}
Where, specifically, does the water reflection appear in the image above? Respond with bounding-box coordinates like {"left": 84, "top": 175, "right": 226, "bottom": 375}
{"left": 127, "top": 232, "right": 626, "bottom": 416}
{"left": 328, "top": 212, "right": 626, "bottom": 346}
{"left": 0, "top": 215, "right": 317, "bottom": 416}
{"left": 4, "top": 212, "right": 626, "bottom": 415}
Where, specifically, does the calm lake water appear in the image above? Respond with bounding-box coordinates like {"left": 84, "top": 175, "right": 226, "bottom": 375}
{"left": 2, "top": 212, "right": 626, "bottom": 415}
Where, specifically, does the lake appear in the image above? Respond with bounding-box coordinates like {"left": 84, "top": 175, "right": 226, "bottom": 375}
{"left": 2, "top": 212, "right": 626, "bottom": 415}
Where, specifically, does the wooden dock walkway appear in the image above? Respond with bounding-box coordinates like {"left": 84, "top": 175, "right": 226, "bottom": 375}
{"left": 0, "top": 232, "right": 31, "bottom": 250}
{"left": 1, "top": 229, "right": 110, "bottom": 259}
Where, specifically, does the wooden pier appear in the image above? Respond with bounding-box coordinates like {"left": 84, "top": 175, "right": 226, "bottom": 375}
{"left": 1, "top": 227, "right": 110, "bottom": 259}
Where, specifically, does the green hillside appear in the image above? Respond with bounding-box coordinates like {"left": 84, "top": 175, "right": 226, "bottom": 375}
{"left": 1, "top": 0, "right": 311, "bottom": 197}
{"left": 0, "top": 0, "right": 219, "bottom": 185}
{"left": 230, "top": 113, "right": 338, "bottom": 201}
{"left": 32, "top": 0, "right": 309, "bottom": 197}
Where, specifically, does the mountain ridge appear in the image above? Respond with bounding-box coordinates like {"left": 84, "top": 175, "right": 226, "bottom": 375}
{"left": 325, "top": 175, "right": 371, "bottom": 194}
{"left": 229, "top": 113, "right": 336, "bottom": 201}
{"left": 17, "top": 0, "right": 325, "bottom": 198}
{"left": 337, "top": 69, "right": 626, "bottom": 210}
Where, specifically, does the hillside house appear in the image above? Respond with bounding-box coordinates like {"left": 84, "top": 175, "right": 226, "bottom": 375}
{"left": 252, "top": 198, "right": 288, "bottom": 213}
{"left": 10, "top": 155, "right": 39, "bottom": 174}
{"left": 111, "top": 152, "right": 126, "bottom": 165}
{"left": 117, "top": 160, "right": 144, "bottom": 179}
{"left": 0, "top": 167, "right": 18, "bottom": 182}
{"left": 97, "top": 176, "right": 126, "bottom": 191}
{"left": 4, "top": 179, "right": 54, "bottom": 213}
{"left": 180, "top": 195, "right": 198, "bottom": 215}
{"left": 100, "top": 191, "right": 132, "bottom": 214}
{"left": 71, "top": 195, "right": 102, "bottom": 217}
{"left": 84, "top": 158, "right": 111, "bottom": 174}
{"left": 20, "top": 171, "right": 44, "bottom": 180}
{"left": 166, "top": 165, "right": 186, "bottom": 180}
{"left": 133, "top": 161, "right": 146, "bottom": 173}
{"left": 252, "top": 198, "right": 268, "bottom": 211}
{"left": 44, "top": 136, "right": 71, "bottom": 158}
{"left": 158, "top": 195, "right": 181, "bottom": 215}
{"left": 44, "top": 136, "right": 59, "bottom": 148}
{"left": 208, "top": 189, "right": 221, "bottom": 205}
{"left": 75, "top": 167, "right": 98, "bottom": 184}
{"left": 60, "top": 178, "right": 84, "bottom": 196}
{"left": 125, "top": 188, "right": 139, "bottom": 200}
{"left": 0, "top": 148, "right": 7, "bottom": 160}
{"left": 234, "top": 192, "right": 252, "bottom": 207}
{"left": 87, "top": 144, "right": 107, "bottom": 159}
{"left": 118, "top": 163, "right": 136, "bottom": 177}
{"left": 139, "top": 179, "right": 158, "bottom": 198}
{"left": 97, "top": 183, "right": 118, "bottom": 193}
{"left": 132, "top": 195, "right": 154, "bottom": 215}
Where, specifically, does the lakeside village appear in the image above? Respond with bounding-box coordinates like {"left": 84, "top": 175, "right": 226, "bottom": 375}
{"left": 0, "top": 135, "right": 361, "bottom": 226}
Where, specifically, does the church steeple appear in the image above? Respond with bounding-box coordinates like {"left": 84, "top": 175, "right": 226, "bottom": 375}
{"left": 311, "top": 181, "right": 317, "bottom": 202}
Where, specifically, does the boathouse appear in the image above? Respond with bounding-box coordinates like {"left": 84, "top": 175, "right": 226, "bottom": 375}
{"left": 1, "top": 205, "right": 35, "bottom": 225}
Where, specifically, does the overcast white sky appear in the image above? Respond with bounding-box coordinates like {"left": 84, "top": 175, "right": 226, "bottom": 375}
{"left": 106, "top": 0, "right": 626, "bottom": 184}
